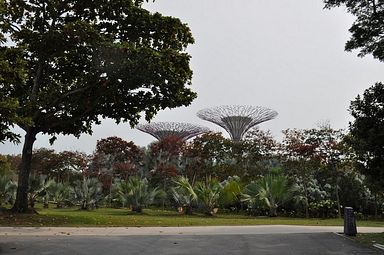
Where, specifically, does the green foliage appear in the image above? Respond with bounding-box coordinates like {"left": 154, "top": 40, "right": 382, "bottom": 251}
{"left": 183, "top": 132, "right": 234, "bottom": 180}
{"left": 324, "top": 0, "right": 384, "bottom": 62}
{"left": 281, "top": 126, "right": 346, "bottom": 217}
{"left": 0, "top": 0, "right": 196, "bottom": 140}
{"left": 0, "top": 175, "right": 17, "bottom": 206}
{"left": 219, "top": 176, "right": 242, "bottom": 208}
{"left": 308, "top": 199, "right": 338, "bottom": 218}
{"left": 3, "top": 119, "right": 381, "bottom": 218}
{"left": 28, "top": 175, "right": 54, "bottom": 208}
{"left": 242, "top": 175, "right": 293, "bottom": 217}
{"left": 1, "top": 0, "right": 196, "bottom": 212}
{"left": 46, "top": 181, "right": 74, "bottom": 208}
{"left": 73, "top": 178, "right": 103, "bottom": 210}
{"left": 0, "top": 98, "right": 29, "bottom": 143}
{"left": 337, "top": 171, "right": 373, "bottom": 214}
{"left": 171, "top": 176, "right": 197, "bottom": 214}
{"left": 242, "top": 128, "right": 279, "bottom": 179}
{"left": 264, "top": 178, "right": 294, "bottom": 216}
{"left": 114, "top": 176, "right": 160, "bottom": 212}
{"left": 241, "top": 180, "right": 262, "bottom": 215}
{"left": 0, "top": 154, "right": 14, "bottom": 177}
{"left": 195, "top": 178, "right": 223, "bottom": 215}
{"left": 291, "top": 177, "right": 334, "bottom": 217}
{"left": 348, "top": 82, "right": 384, "bottom": 193}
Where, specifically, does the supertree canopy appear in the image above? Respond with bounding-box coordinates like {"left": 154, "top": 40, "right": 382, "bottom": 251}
{"left": 197, "top": 105, "right": 278, "bottom": 141}
{"left": 136, "top": 122, "right": 210, "bottom": 141}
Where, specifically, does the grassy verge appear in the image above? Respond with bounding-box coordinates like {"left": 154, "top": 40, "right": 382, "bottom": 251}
{"left": 352, "top": 233, "right": 384, "bottom": 247}
{"left": 1, "top": 206, "right": 384, "bottom": 227}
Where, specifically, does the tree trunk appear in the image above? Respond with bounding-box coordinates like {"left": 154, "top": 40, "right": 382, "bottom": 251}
{"left": 335, "top": 176, "right": 341, "bottom": 219}
{"left": 269, "top": 205, "right": 278, "bottom": 217}
{"left": 374, "top": 193, "right": 378, "bottom": 219}
{"left": 11, "top": 130, "right": 37, "bottom": 213}
{"left": 303, "top": 182, "right": 309, "bottom": 218}
{"left": 185, "top": 205, "right": 193, "bottom": 215}
{"left": 132, "top": 205, "right": 142, "bottom": 213}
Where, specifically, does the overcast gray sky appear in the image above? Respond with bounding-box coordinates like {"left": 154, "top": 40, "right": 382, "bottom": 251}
{"left": 1, "top": 0, "right": 383, "bottom": 155}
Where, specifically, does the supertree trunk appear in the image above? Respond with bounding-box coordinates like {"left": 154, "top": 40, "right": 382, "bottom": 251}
{"left": 197, "top": 105, "right": 277, "bottom": 141}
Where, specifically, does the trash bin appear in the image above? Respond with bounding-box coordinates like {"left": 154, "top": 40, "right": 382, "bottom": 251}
{"left": 344, "top": 207, "right": 357, "bottom": 236}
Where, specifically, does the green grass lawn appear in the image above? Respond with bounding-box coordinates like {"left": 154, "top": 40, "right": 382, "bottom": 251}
{"left": 1, "top": 206, "right": 384, "bottom": 227}
{"left": 352, "top": 233, "right": 384, "bottom": 250}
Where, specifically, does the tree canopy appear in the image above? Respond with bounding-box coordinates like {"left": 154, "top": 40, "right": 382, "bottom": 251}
{"left": 324, "top": 0, "right": 384, "bottom": 62}
{"left": 0, "top": 0, "right": 196, "bottom": 142}
{"left": 348, "top": 82, "right": 384, "bottom": 192}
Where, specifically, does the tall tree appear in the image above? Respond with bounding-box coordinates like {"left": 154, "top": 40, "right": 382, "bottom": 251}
{"left": 182, "top": 132, "right": 231, "bottom": 182}
{"left": 281, "top": 128, "right": 320, "bottom": 217}
{"left": 282, "top": 126, "right": 348, "bottom": 218}
{"left": 348, "top": 83, "right": 384, "bottom": 203}
{"left": 324, "top": 0, "right": 384, "bottom": 62}
{"left": 0, "top": 0, "right": 196, "bottom": 212}
{"left": 305, "top": 126, "right": 346, "bottom": 218}
{"left": 243, "top": 128, "right": 278, "bottom": 180}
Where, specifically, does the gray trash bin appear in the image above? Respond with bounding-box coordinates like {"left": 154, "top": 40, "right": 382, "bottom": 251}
{"left": 344, "top": 207, "right": 357, "bottom": 236}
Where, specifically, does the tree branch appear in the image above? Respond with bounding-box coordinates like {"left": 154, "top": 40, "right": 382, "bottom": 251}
{"left": 49, "top": 85, "right": 91, "bottom": 107}
{"left": 371, "top": 0, "right": 377, "bottom": 15}
{"left": 31, "top": 61, "right": 43, "bottom": 101}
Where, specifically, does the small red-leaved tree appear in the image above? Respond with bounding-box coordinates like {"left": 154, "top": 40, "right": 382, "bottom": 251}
{"left": 90, "top": 137, "right": 143, "bottom": 198}
{"left": 149, "top": 136, "right": 185, "bottom": 187}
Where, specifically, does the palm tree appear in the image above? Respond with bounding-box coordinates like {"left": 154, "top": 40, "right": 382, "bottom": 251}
{"left": 73, "top": 178, "right": 103, "bottom": 210}
{"left": 241, "top": 179, "right": 261, "bottom": 215}
{"left": 195, "top": 178, "right": 223, "bottom": 215}
{"left": 242, "top": 174, "right": 292, "bottom": 217}
{"left": 0, "top": 176, "right": 17, "bottom": 207}
{"left": 46, "top": 181, "right": 74, "bottom": 208}
{"left": 28, "top": 175, "right": 55, "bottom": 208}
{"left": 171, "top": 176, "right": 197, "bottom": 214}
{"left": 115, "top": 176, "right": 160, "bottom": 213}
{"left": 219, "top": 176, "right": 242, "bottom": 209}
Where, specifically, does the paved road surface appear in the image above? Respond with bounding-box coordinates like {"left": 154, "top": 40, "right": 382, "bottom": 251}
{"left": 1, "top": 226, "right": 382, "bottom": 255}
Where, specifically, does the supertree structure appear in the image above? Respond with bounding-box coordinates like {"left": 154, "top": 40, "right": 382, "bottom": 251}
{"left": 136, "top": 122, "right": 210, "bottom": 141}
{"left": 197, "top": 105, "right": 278, "bottom": 141}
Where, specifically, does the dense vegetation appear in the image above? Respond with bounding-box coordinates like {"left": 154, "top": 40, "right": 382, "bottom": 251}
{"left": 1, "top": 0, "right": 383, "bottom": 223}
{"left": 1, "top": 125, "right": 382, "bottom": 219}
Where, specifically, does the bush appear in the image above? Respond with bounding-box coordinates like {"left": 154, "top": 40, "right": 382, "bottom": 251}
{"left": 308, "top": 199, "right": 338, "bottom": 218}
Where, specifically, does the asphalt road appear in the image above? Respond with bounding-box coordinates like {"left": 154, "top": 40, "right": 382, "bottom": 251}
{"left": 0, "top": 233, "right": 380, "bottom": 255}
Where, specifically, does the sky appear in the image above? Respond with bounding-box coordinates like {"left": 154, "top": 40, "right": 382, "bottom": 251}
{"left": 1, "top": 0, "right": 383, "bottom": 155}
